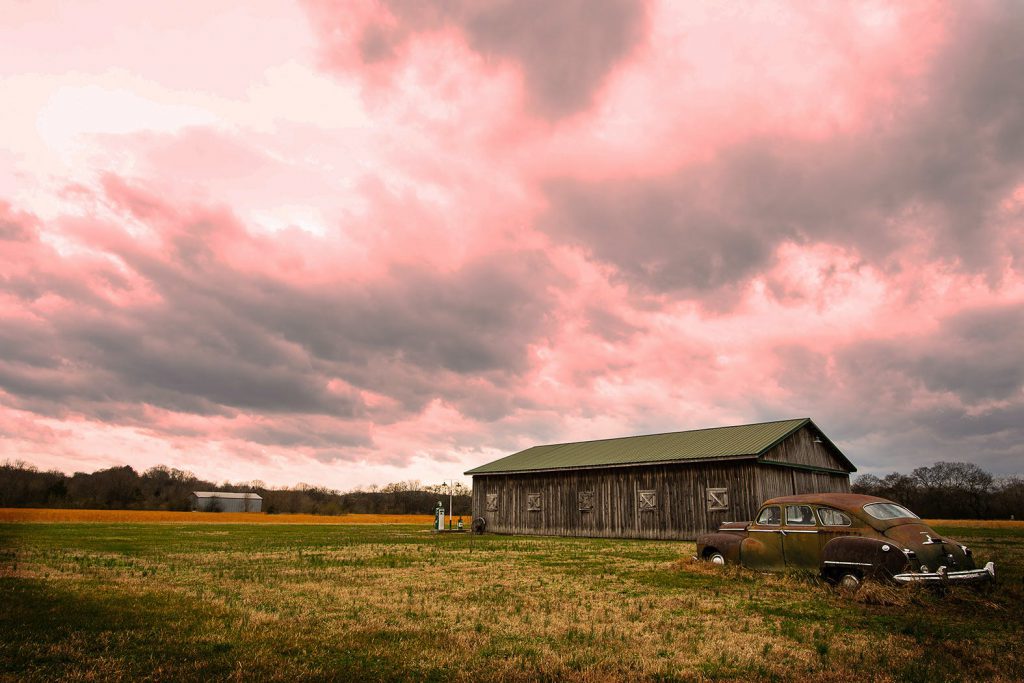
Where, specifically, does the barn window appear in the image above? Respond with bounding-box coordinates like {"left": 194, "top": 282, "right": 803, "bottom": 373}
{"left": 527, "top": 493, "right": 542, "bottom": 511}
{"left": 638, "top": 490, "right": 656, "bottom": 511}
{"left": 578, "top": 490, "right": 594, "bottom": 512}
{"left": 485, "top": 493, "right": 498, "bottom": 512}
{"left": 706, "top": 487, "right": 729, "bottom": 512}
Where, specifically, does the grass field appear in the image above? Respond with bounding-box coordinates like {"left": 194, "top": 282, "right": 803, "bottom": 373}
{"left": 1, "top": 519, "right": 1022, "bottom": 682}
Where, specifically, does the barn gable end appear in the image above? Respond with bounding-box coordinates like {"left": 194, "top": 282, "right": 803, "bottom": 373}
{"left": 757, "top": 423, "right": 852, "bottom": 473}
{"left": 466, "top": 418, "right": 854, "bottom": 540}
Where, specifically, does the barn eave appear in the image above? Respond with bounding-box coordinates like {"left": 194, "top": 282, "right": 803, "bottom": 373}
{"left": 756, "top": 459, "right": 851, "bottom": 475}
{"left": 465, "top": 453, "right": 760, "bottom": 477}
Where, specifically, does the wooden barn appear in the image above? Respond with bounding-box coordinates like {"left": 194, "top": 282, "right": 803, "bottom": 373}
{"left": 465, "top": 418, "right": 855, "bottom": 540}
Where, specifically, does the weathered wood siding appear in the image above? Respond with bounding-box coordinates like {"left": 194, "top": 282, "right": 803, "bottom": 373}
{"left": 754, "top": 463, "right": 850, "bottom": 502}
{"left": 759, "top": 425, "right": 847, "bottom": 470}
{"left": 472, "top": 461, "right": 850, "bottom": 541}
{"left": 470, "top": 428, "right": 852, "bottom": 540}
{"left": 472, "top": 461, "right": 750, "bottom": 540}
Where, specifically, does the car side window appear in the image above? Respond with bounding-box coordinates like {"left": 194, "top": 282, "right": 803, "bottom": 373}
{"left": 785, "top": 505, "right": 815, "bottom": 526}
{"left": 817, "top": 507, "right": 852, "bottom": 526}
{"left": 756, "top": 506, "right": 781, "bottom": 526}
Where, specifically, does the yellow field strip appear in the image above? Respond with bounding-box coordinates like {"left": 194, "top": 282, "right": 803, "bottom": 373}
{"left": 3, "top": 508, "right": 1016, "bottom": 528}
{"left": 0, "top": 508, "right": 443, "bottom": 525}
{"left": 924, "top": 518, "right": 1024, "bottom": 528}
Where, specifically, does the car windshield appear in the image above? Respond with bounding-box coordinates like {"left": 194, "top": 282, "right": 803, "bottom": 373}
{"left": 862, "top": 502, "right": 919, "bottom": 520}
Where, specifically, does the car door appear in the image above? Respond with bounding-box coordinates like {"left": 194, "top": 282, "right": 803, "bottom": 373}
{"left": 741, "top": 505, "right": 786, "bottom": 570}
{"left": 782, "top": 504, "right": 820, "bottom": 569}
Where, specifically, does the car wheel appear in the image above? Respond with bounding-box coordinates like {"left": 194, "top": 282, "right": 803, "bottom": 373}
{"left": 708, "top": 552, "right": 726, "bottom": 566}
{"left": 837, "top": 572, "right": 861, "bottom": 592}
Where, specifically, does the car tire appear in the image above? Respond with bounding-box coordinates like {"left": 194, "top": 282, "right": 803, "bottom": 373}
{"left": 837, "top": 572, "right": 861, "bottom": 592}
{"left": 708, "top": 552, "right": 726, "bottom": 566}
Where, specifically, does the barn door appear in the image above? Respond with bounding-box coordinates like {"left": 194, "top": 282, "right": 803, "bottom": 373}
{"left": 636, "top": 483, "right": 657, "bottom": 536}
{"left": 700, "top": 485, "right": 729, "bottom": 535}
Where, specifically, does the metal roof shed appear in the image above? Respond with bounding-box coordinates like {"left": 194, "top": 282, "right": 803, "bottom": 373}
{"left": 190, "top": 491, "right": 263, "bottom": 513}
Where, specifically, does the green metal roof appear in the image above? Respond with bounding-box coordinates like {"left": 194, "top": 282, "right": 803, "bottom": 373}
{"left": 466, "top": 418, "right": 819, "bottom": 475}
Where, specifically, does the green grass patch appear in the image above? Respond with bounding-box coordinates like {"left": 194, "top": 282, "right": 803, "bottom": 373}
{"left": 1, "top": 521, "right": 1021, "bottom": 681}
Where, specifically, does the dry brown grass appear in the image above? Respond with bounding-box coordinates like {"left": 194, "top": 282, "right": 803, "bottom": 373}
{"left": 0, "top": 508, "right": 439, "bottom": 525}
{"left": 2, "top": 521, "right": 1021, "bottom": 681}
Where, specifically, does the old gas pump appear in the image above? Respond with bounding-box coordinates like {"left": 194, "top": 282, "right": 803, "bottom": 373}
{"left": 434, "top": 500, "right": 445, "bottom": 532}
{"left": 457, "top": 516, "right": 464, "bottom": 531}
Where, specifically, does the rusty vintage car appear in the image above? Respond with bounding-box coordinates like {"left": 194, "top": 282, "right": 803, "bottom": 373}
{"left": 696, "top": 493, "right": 996, "bottom": 590}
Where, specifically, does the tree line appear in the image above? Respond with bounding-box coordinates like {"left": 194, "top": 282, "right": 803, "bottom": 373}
{"left": 5, "top": 458, "right": 1020, "bottom": 520}
{"left": 0, "top": 461, "right": 472, "bottom": 516}
{"left": 852, "top": 461, "right": 1023, "bottom": 519}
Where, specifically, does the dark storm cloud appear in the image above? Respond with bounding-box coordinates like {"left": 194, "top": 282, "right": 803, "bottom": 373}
{"left": 237, "top": 254, "right": 557, "bottom": 376}
{"left": 235, "top": 421, "right": 373, "bottom": 449}
{"left": 916, "top": 404, "right": 1024, "bottom": 443}
{"left": 543, "top": 169, "right": 777, "bottom": 293}
{"left": 840, "top": 304, "right": 1024, "bottom": 406}
{"left": 584, "top": 305, "right": 640, "bottom": 342}
{"left": 182, "top": 248, "right": 560, "bottom": 418}
{"left": 319, "top": 0, "right": 649, "bottom": 118}
{"left": 459, "top": 0, "right": 648, "bottom": 117}
{"left": 909, "top": 308, "right": 1024, "bottom": 419}
{"left": 0, "top": 310, "right": 346, "bottom": 420}
{"left": 0, "top": 189, "right": 559, "bottom": 444}
{"left": 0, "top": 203, "right": 36, "bottom": 241}
{"left": 764, "top": 303, "right": 1024, "bottom": 475}
{"left": 541, "top": 2, "right": 1024, "bottom": 294}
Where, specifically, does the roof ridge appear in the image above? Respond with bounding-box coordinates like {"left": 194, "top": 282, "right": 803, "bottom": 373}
{"left": 192, "top": 491, "right": 262, "bottom": 496}
{"left": 464, "top": 418, "right": 833, "bottom": 475}
{"left": 523, "top": 417, "right": 808, "bottom": 450}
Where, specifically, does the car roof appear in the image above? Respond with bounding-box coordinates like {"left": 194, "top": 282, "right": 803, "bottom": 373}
{"left": 761, "top": 493, "right": 897, "bottom": 509}
{"left": 759, "top": 493, "right": 924, "bottom": 530}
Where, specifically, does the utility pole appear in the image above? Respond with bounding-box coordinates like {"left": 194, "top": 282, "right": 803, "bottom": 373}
{"left": 447, "top": 480, "right": 453, "bottom": 530}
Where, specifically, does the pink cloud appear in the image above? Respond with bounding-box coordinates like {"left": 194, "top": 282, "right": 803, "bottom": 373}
{"left": 304, "top": 0, "right": 650, "bottom": 119}
{"left": 0, "top": 1, "right": 1022, "bottom": 489}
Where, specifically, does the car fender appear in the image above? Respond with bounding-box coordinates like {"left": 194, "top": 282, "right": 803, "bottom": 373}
{"left": 696, "top": 532, "right": 742, "bottom": 563}
{"left": 821, "top": 536, "right": 909, "bottom": 579}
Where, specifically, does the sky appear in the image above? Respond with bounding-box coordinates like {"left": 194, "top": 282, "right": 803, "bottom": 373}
{"left": 1, "top": 0, "right": 1022, "bottom": 490}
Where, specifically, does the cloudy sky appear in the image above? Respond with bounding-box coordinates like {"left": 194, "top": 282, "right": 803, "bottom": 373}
{"left": 2, "top": 1, "right": 1022, "bottom": 489}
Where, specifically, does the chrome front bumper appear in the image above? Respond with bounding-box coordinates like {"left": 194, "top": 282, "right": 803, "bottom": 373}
{"left": 893, "top": 561, "right": 995, "bottom": 584}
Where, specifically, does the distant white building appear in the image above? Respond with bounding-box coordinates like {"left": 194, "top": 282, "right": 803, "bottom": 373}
{"left": 190, "top": 491, "right": 262, "bottom": 513}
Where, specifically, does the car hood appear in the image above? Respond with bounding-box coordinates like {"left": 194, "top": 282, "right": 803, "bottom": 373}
{"left": 883, "top": 522, "right": 975, "bottom": 571}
